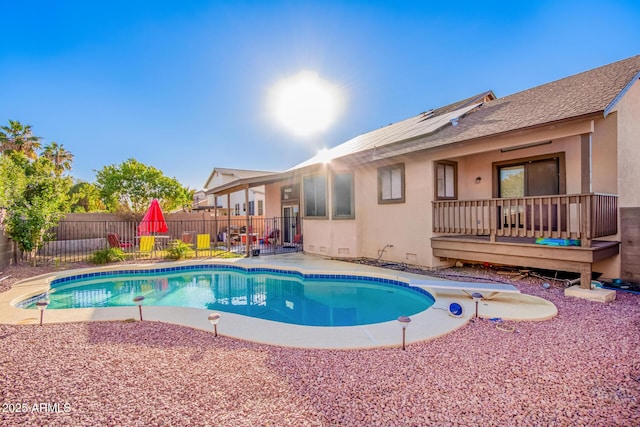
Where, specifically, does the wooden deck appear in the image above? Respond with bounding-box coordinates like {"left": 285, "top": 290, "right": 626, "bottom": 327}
{"left": 431, "top": 235, "right": 620, "bottom": 289}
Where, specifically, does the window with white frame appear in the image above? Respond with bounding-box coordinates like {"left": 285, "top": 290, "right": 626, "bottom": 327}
{"left": 248, "top": 201, "right": 255, "bottom": 216}
{"left": 303, "top": 175, "right": 327, "bottom": 217}
{"left": 257, "top": 200, "right": 264, "bottom": 216}
{"left": 378, "top": 164, "right": 405, "bottom": 204}
{"left": 234, "top": 203, "right": 240, "bottom": 216}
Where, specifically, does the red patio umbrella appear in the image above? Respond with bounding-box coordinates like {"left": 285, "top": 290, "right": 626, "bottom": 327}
{"left": 138, "top": 199, "right": 168, "bottom": 235}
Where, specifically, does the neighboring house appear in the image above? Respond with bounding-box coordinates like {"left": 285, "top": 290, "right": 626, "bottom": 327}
{"left": 191, "top": 189, "right": 209, "bottom": 211}
{"left": 202, "top": 167, "right": 276, "bottom": 217}
{"left": 210, "top": 55, "right": 640, "bottom": 289}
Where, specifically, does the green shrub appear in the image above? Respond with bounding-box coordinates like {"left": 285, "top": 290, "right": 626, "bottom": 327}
{"left": 90, "top": 247, "right": 127, "bottom": 264}
{"left": 165, "top": 240, "right": 195, "bottom": 260}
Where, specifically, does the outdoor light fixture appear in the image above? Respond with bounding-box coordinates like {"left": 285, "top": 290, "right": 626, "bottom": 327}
{"left": 475, "top": 176, "right": 482, "bottom": 184}
{"left": 36, "top": 300, "right": 49, "bottom": 326}
{"left": 133, "top": 296, "right": 145, "bottom": 321}
{"left": 397, "top": 316, "right": 411, "bottom": 350}
{"left": 471, "top": 292, "right": 483, "bottom": 318}
{"left": 208, "top": 312, "right": 221, "bottom": 337}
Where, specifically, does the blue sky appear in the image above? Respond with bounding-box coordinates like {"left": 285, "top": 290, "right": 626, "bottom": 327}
{"left": 1, "top": 1, "right": 639, "bottom": 190}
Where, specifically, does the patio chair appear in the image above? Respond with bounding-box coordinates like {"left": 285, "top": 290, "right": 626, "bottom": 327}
{"left": 196, "top": 234, "right": 212, "bottom": 256}
{"left": 181, "top": 232, "right": 194, "bottom": 246}
{"left": 266, "top": 229, "right": 280, "bottom": 245}
{"left": 107, "top": 233, "right": 132, "bottom": 249}
{"left": 135, "top": 235, "right": 155, "bottom": 258}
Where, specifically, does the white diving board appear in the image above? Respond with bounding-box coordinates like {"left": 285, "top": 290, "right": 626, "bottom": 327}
{"left": 409, "top": 279, "right": 520, "bottom": 299}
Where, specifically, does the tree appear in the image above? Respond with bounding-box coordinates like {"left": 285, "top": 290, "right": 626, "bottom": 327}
{"left": 68, "top": 181, "right": 105, "bottom": 212}
{"left": 0, "top": 152, "right": 28, "bottom": 207}
{"left": 41, "top": 141, "right": 74, "bottom": 176}
{"left": 0, "top": 119, "right": 41, "bottom": 159}
{"left": 95, "top": 158, "right": 192, "bottom": 214}
{"left": 1, "top": 152, "right": 72, "bottom": 266}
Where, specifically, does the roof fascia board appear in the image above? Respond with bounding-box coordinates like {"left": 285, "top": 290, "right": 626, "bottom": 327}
{"left": 604, "top": 71, "right": 640, "bottom": 117}
{"left": 208, "top": 172, "right": 292, "bottom": 196}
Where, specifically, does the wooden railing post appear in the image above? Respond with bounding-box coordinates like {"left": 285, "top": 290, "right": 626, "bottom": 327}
{"left": 580, "top": 194, "right": 591, "bottom": 247}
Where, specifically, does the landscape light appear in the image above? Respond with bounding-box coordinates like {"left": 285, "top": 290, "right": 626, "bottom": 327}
{"left": 397, "top": 316, "right": 411, "bottom": 350}
{"left": 471, "top": 292, "right": 483, "bottom": 318}
{"left": 36, "top": 300, "right": 49, "bottom": 326}
{"left": 208, "top": 312, "right": 221, "bottom": 337}
{"left": 133, "top": 296, "right": 145, "bottom": 321}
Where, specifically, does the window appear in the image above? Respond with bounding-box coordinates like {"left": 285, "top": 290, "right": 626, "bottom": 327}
{"left": 435, "top": 161, "right": 457, "bottom": 199}
{"left": 378, "top": 164, "right": 405, "bottom": 204}
{"left": 303, "top": 175, "right": 327, "bottom": 217}
{"left": 333, "top": 172, "right": 354, "bottom": 219}
{"left": 257, "top": 200, "right": 264, "bottom": 216}
{"left": 495, "top": 155, "right": 564, "bottom": 231}
{"left": 248, "top": 201, "right": 255, "bottom": 216}
{"left": 234, "top": 203, "right": 240, "bottom": 216}
{"left": 498, "top": 157, "right": 560, "bottom": 197}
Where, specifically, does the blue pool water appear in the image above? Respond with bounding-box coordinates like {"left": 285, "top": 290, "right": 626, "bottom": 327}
{"left": 20, "top": 265, "right": 434, "bottom": 327}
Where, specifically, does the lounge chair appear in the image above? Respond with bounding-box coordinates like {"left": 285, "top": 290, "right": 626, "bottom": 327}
{"left": 107, "top": 233, "right": 132, "bottom": 249}
{"left": 136, "top": 235, "right": 155, "bottom": 258}
{"left": 196, "top": 234, "right": 211, "bottom": 256}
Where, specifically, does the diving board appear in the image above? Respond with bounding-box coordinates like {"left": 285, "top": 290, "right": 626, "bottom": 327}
{"left": 409, "top": 279, "right": 520, "bottom": 300}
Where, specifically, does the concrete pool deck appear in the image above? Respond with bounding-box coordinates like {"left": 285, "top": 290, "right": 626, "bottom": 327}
{"left": 0, "top": 254, "right": 557, "bottom": 349}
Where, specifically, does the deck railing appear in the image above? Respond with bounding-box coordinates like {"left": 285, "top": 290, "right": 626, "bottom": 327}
{"left": 432, "top": 193, "right": 617, "bottom": 247}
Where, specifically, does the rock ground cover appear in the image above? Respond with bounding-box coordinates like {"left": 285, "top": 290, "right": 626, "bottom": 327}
{"left": 0, "top": 261, "right": 638, "bottom": 426}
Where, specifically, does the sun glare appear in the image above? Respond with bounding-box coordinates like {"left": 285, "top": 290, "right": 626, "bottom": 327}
{"left": 268, "top": 71, "right": 344, "bottom": 138}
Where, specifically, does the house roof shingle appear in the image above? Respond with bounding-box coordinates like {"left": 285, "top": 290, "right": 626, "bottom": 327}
{"left": 369, "top": 55, "right": 640, "bottom": 160}
{"left": 290, "top": 91, "right": 495, "bottom": 170}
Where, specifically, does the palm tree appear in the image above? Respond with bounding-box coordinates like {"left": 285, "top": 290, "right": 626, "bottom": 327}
{"left": 0, "top": 120, "right": 41, "bottom": 159}
{"left": 41, "top": 141, "right": 74, "bottom": 175}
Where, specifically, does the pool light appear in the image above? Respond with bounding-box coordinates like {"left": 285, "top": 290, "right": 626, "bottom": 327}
{"left": 36, "top": 300, "right": 49, "bottom": 326}
{"left": 471, "top": 292, "right": 483, "bottom": 318}
{"left": 133, "top": 296, "right": 145, "bottom": 321}
{"left": 397, "top": 315, "right": 411, "bottom": 350}
{"left": 208, "top": 312, "right": 221, "bottom": 337}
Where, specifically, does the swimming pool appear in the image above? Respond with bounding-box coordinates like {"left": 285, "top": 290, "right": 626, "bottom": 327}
{"left": 19, "top": 264, "right": 435, "bottom": 327}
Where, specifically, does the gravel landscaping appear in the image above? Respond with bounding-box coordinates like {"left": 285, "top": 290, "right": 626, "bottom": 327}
{"left": 1, "top": 261, "right": 639, "bottom": 426}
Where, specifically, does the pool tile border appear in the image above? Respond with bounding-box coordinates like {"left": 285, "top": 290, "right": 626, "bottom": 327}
{"left": 18, "top": 263, "right": 434, "bottom": 308}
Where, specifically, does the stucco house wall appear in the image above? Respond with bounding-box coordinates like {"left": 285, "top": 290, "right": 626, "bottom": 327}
{"left": 610, "top": 79, "right": 640, "bottom": 281}
{"left": 592, "top": 114, "right": 618, "bottom": 195}
{"left": 614, "top": 80, "right": 640, "bottom": 208}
